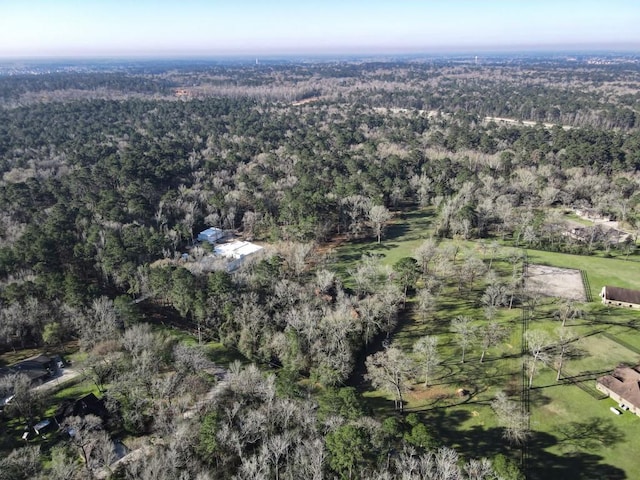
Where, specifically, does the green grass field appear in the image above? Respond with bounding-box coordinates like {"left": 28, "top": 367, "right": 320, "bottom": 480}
{"left": 335, "top": 208, "right": 640, "bottom": 480}
{"left": 526, "top": 249, "right": 640, "bottom": 298}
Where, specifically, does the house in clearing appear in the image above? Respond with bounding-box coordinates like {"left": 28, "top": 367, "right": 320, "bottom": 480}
{"left": 564, "top": 225, "right": 629, "bottom": 245}
{"left": 0, "top": 354, "right": 55, "bottom": 386}
{"left": 574, "top": 208, "right": 611, "bottom": 222}
{"left": 214, "top": 240, "right": 264, "bottom": 271}
{"left": 54, "top": 393, "right": 109, "bottom": 426}
{"left": 0, "top": 354, "right": 57, "bottom": 409}
{"left": 197, "top": 227, "right": 225, "bottom": 245}
{"left": 596, "top": 365, "right": 640, "bottom": 417}
{"left": 600, "top": 286, "right": 640, "bottom": 309}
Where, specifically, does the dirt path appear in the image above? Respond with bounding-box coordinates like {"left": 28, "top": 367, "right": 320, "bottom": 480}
{"left": 370, "top": 107, "right": 573, "bottom": 130}
{"left": 483, "top": 116, "right": 572, "bottom": 130}
{"left": 183, "top": 367, "right": 228, "bottom": 419}
{"left": 373, "top": 106, "right": 439, "bottom": 117}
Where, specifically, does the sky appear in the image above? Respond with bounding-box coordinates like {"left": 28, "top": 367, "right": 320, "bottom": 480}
{"left": 0, "top": 0, "right": 639, "bottom": 57}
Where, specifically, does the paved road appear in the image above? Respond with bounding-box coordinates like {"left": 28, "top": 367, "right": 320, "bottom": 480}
{"left": 33, "top": 367, "right": 82, "bottom": 393}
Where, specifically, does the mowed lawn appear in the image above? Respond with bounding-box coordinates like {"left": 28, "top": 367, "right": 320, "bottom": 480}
{"left": 335, "top": 208, "right": 640, "bottom": 480}
{"left": 526, "top": 249, "right": 640, "bottom": 298}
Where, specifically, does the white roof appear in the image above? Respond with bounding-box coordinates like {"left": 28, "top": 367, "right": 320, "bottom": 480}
{"left": 198, "top": 227, "right": 225, "bottom": 244}
{"left": 199, "top": 227, "right": 223, "bottom": 237}
{"left": 214, "top": 241, "right": 263, "bottom": 259}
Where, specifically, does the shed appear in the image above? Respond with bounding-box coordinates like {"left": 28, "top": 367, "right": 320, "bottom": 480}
{"left": 33, "top": 419, "right": 51, "bottom": 435}
{"left": 197, "top": 227, "right": 225, "bottom": 244}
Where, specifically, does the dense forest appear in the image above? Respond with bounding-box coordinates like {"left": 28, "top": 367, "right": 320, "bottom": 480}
{"left": 1, "top": 55, "right": 639, "bottom": 479}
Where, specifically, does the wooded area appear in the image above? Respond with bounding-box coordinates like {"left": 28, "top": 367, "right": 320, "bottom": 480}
{"left": 1, "top": 55, "right": 639, "bottom": 479}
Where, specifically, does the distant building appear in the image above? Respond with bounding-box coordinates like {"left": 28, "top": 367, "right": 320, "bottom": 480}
{"left": 600, "top": 286, "right": 640, "bottom": 309}
{"left": 197, "top": 227, "right": 225, "bottom": 245}
{"left": 214, "top": 240, "right": 264, "bottom": 271}
{"left": 596, "top": 365, "right": 640, "bottom": 417}
{"left": 564, "top": 225, "right": 628, "bottom": 245}
{"left": 574, "top": 208, "right": 611, "bottom": 222}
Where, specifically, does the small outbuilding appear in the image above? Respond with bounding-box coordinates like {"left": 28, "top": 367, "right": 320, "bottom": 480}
{"left": 596, "top": 365, "right": 640, "bottom": 417}
{"left": 600, "top": 286, "right": 640, "bottom": 309}
{"left": 197, "top": 227, "right": 225, "bottom": 245}
{"left": 33, "top": 419, "right": 52, "bottom": 435}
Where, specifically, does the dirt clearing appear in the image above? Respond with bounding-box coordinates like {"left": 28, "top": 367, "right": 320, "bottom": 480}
{"left": 525, "top": 264, "right": 586, "bottom": 301}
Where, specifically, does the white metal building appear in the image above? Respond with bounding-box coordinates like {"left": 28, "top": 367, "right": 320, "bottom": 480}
{"left": 214, "top": 240, "right": 264, "bottom": 271}
{"left": 197, "top": 227, "right": 224, "bottom": 244}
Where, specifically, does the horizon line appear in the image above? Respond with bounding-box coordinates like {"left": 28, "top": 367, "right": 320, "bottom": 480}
{"left": 2, "top": 42, "right": 640, "bottom": 61}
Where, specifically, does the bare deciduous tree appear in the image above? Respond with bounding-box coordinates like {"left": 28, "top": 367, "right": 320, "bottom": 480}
{"left": 63, "top": 414, "right": 104, "bottom": 473}
{"left": 173, "top": 343, "right": 214, "bottom": 375}
{"left": 554, "top": 328, "right": 576, "bottom": 382}
{"left": 279, "top": 242, "right": 314, "bottom": 277}
{"left": 365, "top": 347, "right": 414, "bottom": 412}
{"left": 0, "top": 445, "right": 41, "bottom": 480}
{"left": 451, "top": 316, "right": 476, "bottom": 363}
{"left": 74, "top": 296, "right": 122, "bottom": 351}
{"left": 525, "top": 329, "right": 551, "bottom": 388}
{"left": 46, "top": 445, "right": 79, "bottom": 480}
{"left": 349, "top": 254, "right": 385, "bottom": 297}
{"left": 479, "top": 321, "right": 508, "bottom": 363}
{"left": 481, "top": 283, "right": 508, "bottom": 311}
{"left": 554, "top": 301, "right": 583, "bottom": 328}
{"left": 0, "top": 373, "right": 46, "bottom": 427}
{"left": 342, "top": 195, "right": 372, "bottom": 239}
{"left": 414, "top": 238, "right": 438, "bottom": 275}
{"left": 413, "top": 336, "right": 440, "bottom": 387}
{"left": 368, "top": 204, "right": 392, "bottom": 244}
{"left": 357, "top": 295, "right": 385, "bottom": 345}
{"left": 491, "top": 391, "right": 530, "bottom": 445}
{"left": 293, "top": 438, "right": 326, "bottom": 480}
{"left": 122, "top": 323, "right": 157, "bottom": 362}
{"left": 242, "top": 210, "right": 260, "bottom": 240}
{"left": 415, "top": 288, "right": 437, "bottom": 322}
{"left": 459, "top": 255, "right": 486, "bottom": 291}
{"left": 314, "top": 268, "right": 336, "bottom": 296}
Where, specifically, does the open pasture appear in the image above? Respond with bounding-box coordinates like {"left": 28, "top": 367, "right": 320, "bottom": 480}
{"left": 335, "top": 208, "right": 640, "bottom": 479}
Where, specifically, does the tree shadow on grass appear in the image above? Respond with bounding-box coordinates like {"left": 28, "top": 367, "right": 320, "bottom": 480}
{"left": 526, "top": 430, "right": 626, "bottom": 480}
{"left": 552, "top": 417, "right": 625, "bottom": 453}
{"left": 420, "top": 406, "right": 472, "bottom": 441}
{"left": 448, "top": 361, "right": 520, "bottom": 394}
{"left": 424, "top": 407, "right": 626, "bottom": 480}
{"left": 429, "top": 364, "right": 457, "bottom": 385}
{"left": 528, "top": 388, "right": 552, "bottom": 409}
{"left": 419, "top": 408, "right": 520, "bottom": 460}
{"left": 337, "top": 241, "right": 401, "bottom": 265}
{"left": 410, "top": 400, "right": 626, "bottom": 480}
{"left": 400, "top": 208, "right": 435, "bottom": 224}
{"left": 384, "top": 222, "right": 411, "bottom": 241}
{"left": 361, "top": 393, "right": 398, "bottom": 416}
